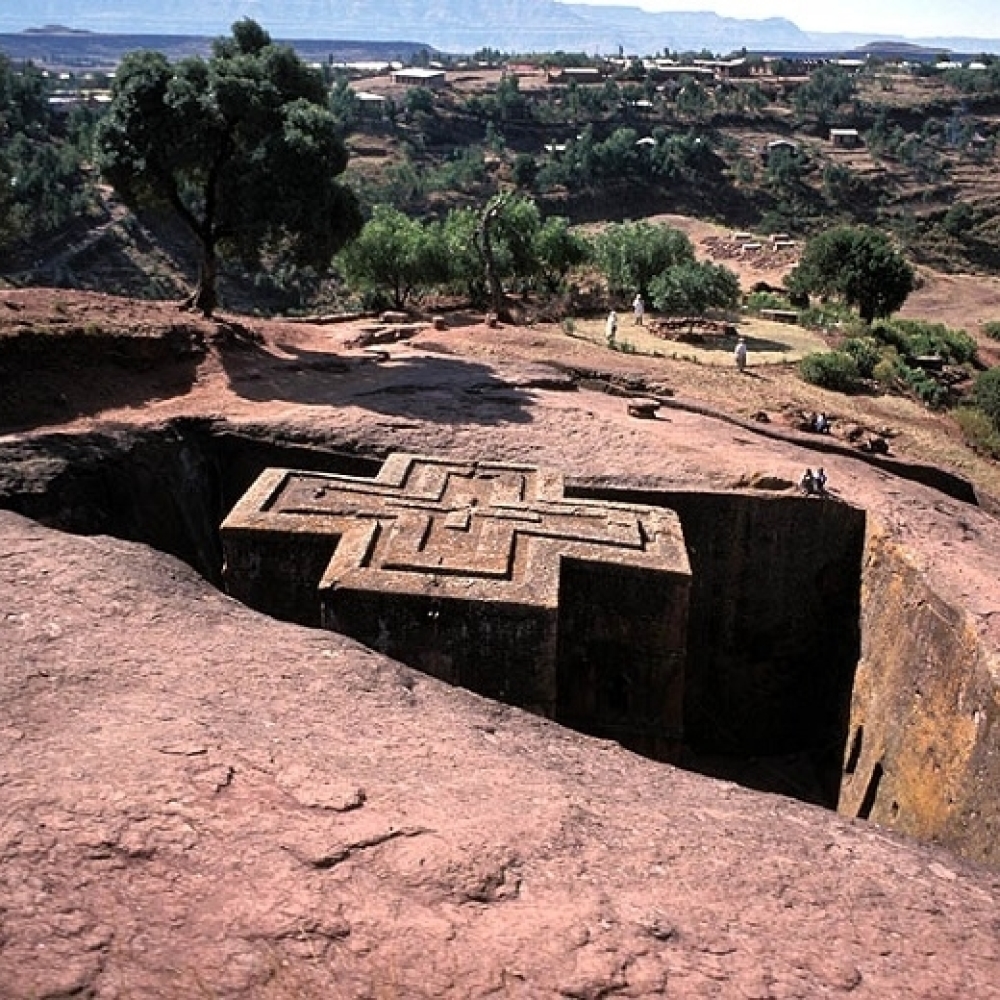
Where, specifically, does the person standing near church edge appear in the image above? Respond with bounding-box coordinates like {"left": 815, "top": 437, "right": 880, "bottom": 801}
{"left": 632, "top": 292, "right": 645, "bottom": 326}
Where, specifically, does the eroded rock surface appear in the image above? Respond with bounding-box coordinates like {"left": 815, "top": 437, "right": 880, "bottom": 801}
{"left": 4, "top": 293, "right": 1000, "bottom": 994}
{"left": 2, "top": 510, "right": 1000, "bottom": 998}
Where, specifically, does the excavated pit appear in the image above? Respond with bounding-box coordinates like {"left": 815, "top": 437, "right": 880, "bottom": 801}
{"left": 6, "top": 420, "right": 1000, "bottom": 870}
{"left": 0, "top": 420, "right": 865, "bottom": 811}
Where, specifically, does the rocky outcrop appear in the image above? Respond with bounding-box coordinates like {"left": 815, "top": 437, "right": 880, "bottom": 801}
{"left": 839, "top": 518, "right": 1000, "bottom": 868}
{"left": 2, "top": 509, "right": 999, "bottom": 998}
{"left": 3, "top": 421, "right": 1000, "bottom": 868}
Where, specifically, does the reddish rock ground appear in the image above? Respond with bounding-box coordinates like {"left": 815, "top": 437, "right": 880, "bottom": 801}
{"left": 2, "top": 288, "right": 1000, "bottom": 997}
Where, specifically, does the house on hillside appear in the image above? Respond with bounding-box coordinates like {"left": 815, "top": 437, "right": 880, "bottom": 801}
{"left": 390, "top": 67, "right": 447, "bottom": 89}
{"left": 648, "top": 61, "right": 714, "bottom": 81}
{"left": 547, "top": 66, "right": 604, "bottom": 84}
{"left": 47, "top": 90, "right": 112, "bottom": 113}
{"left": 764, "top": 138, "right": 799, "bottom": 163}
{"left": 693, "top": 57, "right": 754, "bottom": 79}
{"left": 353, "top": 91, "right": 390, "bottom": 121}
{"left": 830, "top": 128, "right": 861, "bottom": 148}
{"left": 332, "top": 61, "right": 394, "bottom": 78}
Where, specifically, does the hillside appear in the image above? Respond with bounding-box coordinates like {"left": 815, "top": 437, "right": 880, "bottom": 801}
{"left": 6, "top": 4, "right": 1000, "bottom": 54}
{"left": 5, "top": 29, "right": 1000, "bottom": 994}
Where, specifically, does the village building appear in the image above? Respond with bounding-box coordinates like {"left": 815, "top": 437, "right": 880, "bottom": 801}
{"left": 547, "top": 66, "right": 604, "bottom": 84}
{"left": 390, "top": 67, "right": 447, "bottom": 89}
{"left": 830, "top": 128, "right": 861, "bottom": 148}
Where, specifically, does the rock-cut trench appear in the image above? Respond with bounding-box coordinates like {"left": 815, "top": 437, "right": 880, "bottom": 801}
{"left": 0, "top": 420, "right": 865, "bottom": 802}
{"left": 1, "top": 419, "right": 997, "bottom": 867}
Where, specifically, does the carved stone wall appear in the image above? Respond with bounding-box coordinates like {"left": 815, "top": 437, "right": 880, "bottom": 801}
{"left": 221, "top": 453, "right": 691, "bottom": 759}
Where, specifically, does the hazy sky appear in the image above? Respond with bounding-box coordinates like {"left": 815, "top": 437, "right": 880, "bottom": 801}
{"left": 568, "top": 0, "right": 1000, "bottom": 38}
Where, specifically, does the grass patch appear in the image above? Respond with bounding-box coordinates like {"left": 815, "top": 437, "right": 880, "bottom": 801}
{"left": 955, "top": 407, "right": 1000, "bottom": 458}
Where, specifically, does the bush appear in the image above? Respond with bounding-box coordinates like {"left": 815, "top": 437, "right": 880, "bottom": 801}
{"left": 972, "top": 366, "right": 1000, "bottom": 429}
{"left": 871, "top": 318, "right": 977, "bottom": 365}
{"left": 799, "top": 351, "right": 861, "bottom": 391}
{"left": 842, "top": 336, "right": 881, "bottom": 378}
{"left": 955, "top": 406, "right": 1000, "bottom": 458}
{"left": 982, "top": 320, "right": 1000, "bottom": 341}
{"left": 871, "top": 356, "right": 898, "bottom": 389}
{"left": 796, "top": 302, "right": 859, "bottom": 332}
{"left": 745, "top": 290, "right": 791, "bottom": 312}
{"left": 898, "top": 364, "right": 947, "bottom": 408}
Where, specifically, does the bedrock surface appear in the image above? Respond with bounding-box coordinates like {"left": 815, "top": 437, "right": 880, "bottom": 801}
{"left": 2, "top": 510, "right": 1000, "bottom": 999}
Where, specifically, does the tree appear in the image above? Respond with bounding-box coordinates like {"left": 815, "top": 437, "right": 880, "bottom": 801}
{"left": 0, "top": 54, "right": 49, "bottom": 135}
{"left": 404, "top": 87, "right": 435, "bottom": 118}
{"left": 649, "top": 261, "right": 740, "bottom": 329}
{"left": 338, "top": 206, "right": 447, "bottom": 310}
{"left": 787, "top": 226, "right": 915, "bottom": 324}
{"left": 594, "top": 221, "right": 695, "bottom": 301}
{"left": 0, "top": 56, "right": 95, "bottom": 252}
{"left": 439, "top": 207, "right": 484, "bottom": 304}
{"left": 476, "top": 193, "right": 541, "bottom": 315}
{"left": 676, "top": 79, "right": 711, "bottom": 120}
{"left": 533, "top": 217, "right": 591, "bottom": 293}
{"left": 328, "top": 74, "right": 359, "bottom": 133}
{"left": 793, "top": 64, "right": 856, "bottom": 120}
{"left": 511, "top": 152, "right": 539, "bottom": 189}
{"left": 490, "top": 194, "right": 542, "bottom": 288}
{"left": 95, "top": 19, "right": 361, "bottom": 316}
{"left": 943, "top": 201, "right": 975, "bottom": 238}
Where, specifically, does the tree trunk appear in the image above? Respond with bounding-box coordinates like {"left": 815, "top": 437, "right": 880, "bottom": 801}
{"left": 193, "top": 247, "right": 219, "bottom": 319}
{"left": 478, "top": 196, "right": 512, "bottom": 322}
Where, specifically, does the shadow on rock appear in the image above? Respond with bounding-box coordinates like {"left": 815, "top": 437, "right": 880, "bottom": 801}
{"left": 0, "top": 325, "right": 205, "bottom": 434}
{"left": 220, "top": 341, "right": 535, "bottom": 425}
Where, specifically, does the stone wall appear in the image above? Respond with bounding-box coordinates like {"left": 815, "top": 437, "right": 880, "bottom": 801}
{"left": 839, "top": 519, "right": 1000, "bottom": 868}
{"left": 572, "top": 485, "right": 866, "bottom": 803}
{"left": 326, "top": 590, "right": 560, "bottom": 715}
{"left": 557, "top": 560, "right": 688, "bottom": 760}
{"left": 221, "top": 455, "right": 692, "bottom": 760}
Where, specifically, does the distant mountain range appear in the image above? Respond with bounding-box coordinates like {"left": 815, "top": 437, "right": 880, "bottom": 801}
{"left": 3, "top": 0, "right": 999, "bottom": 55}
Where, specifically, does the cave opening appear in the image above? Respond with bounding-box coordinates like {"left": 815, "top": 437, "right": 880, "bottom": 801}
{"left": 0, "top": 422, "right": 865, "bottom": 810}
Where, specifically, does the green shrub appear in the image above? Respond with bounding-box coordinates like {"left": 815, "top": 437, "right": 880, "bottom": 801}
{"left": 797, "top": 303, "right": 861, "bottom": 332}
{"left": 871, "top": 318, "right": 977, "bottom": 365}
{"left": 972, "top": 366, "right": 1000, "bottom": 429}
{"left": 982, "top": 320, "right": 1000, "bottom": 341}
{"left": 871, "top": 356, "right": 898, "bottom": 388}
{"left": 842, "top": 336, "right": 881, "bottom": 378}
{"left": 955, "top": 406, "right": 1000, "bottom": 457}
{"left": 745, "top": 290, "right": 791, "bottom": 312}
{"left": 898, "top": 364, "right": 947, "bottom": 408}
{"left": 799, "top": 351, "right": 861, "bottom": 391}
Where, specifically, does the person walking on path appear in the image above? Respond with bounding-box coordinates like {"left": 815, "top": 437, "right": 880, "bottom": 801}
{"left": 606, "top": 309, "right": 618, "bottom": 347}
{"left": 632, "top": 292, "right": 645, "bottom": 326}
{"left": 734, "top": 335, "right": 748, "bottom": 372}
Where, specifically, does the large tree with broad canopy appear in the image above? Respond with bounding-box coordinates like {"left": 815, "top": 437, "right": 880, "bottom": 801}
{"left": 96, "top": 19, "right": 361, "bottom": 316}
{"left": 787, "top": 225, "right": 915, "bottom": 324}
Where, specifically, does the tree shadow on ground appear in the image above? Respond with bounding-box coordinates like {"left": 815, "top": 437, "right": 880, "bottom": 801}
{"left": 669, "top": 333, "right": 797, "bottom": 355}
{"left": 0, "top": 329, "right": 203, "bottom": 434}
{"left": 219, "top": 340, "right": 535, "bottom": 425}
